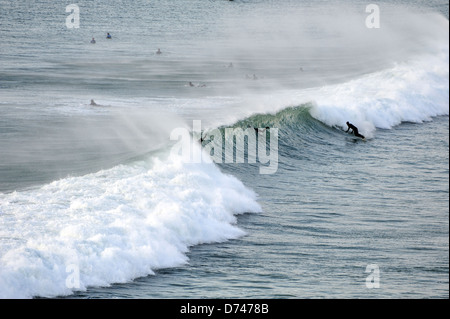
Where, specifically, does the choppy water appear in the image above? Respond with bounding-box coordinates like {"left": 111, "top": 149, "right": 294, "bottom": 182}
{"left": 0, "top": 0, "right": 448, "bottom": 299}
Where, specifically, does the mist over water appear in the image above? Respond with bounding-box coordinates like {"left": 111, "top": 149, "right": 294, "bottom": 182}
{"left": 0, "top": 106, "right": 189, "bottom": 192}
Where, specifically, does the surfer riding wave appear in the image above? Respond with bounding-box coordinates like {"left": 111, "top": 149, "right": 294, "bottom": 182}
{"left": 345, "top": 121, "right": 365, "bottom": 139}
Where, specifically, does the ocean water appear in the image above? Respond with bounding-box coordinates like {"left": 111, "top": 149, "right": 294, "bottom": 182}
{"left": 0, "top": 0, "right": 448, "bottom": 299}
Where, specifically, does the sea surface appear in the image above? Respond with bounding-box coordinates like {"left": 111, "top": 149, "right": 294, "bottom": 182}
{"left": 0, "top": 0, "right": 448, "bottom": 299}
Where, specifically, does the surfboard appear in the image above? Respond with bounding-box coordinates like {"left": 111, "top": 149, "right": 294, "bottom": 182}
{"left": 345, "top": 133, "right": 366, "bottom": 142}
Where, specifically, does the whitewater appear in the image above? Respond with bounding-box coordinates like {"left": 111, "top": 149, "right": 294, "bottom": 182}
{"left": 0, "top": 0, "right": 448, "bottom": 298}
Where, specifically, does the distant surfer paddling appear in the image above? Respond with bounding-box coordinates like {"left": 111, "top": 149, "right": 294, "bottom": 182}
{"left": 90, "top": 99, "right": 98, "bottom": 106}
{"left": 345, "top": 121, "right": 365, "bottom": 140}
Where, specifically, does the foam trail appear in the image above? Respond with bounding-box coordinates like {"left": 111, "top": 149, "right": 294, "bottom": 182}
{"left": 0, "top": 145, "right": 261, "bottom": 298}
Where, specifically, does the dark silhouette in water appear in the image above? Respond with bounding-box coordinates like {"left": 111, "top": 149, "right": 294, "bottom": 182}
{"left": 345, "top": 121, "right": 365, "bottom": 139}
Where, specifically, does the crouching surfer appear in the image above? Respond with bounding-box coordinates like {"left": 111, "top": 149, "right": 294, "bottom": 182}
{"left": 345, "top": 121, "right": 365, "bottom": 140}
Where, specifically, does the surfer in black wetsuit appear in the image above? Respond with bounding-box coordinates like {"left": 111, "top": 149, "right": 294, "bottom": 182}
{"left": 345, "top": 121, "right": 365, "bottom": 139}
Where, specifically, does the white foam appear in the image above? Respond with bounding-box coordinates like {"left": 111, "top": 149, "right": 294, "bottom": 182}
{"left": 0, "top": 145, "right": 261, "bottom": 298}
{"left": 308, "top": 44, "right": 449, "bottom": 138}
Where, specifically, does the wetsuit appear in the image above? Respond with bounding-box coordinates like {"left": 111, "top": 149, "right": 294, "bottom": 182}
{"left": 346, "top": 123, "right": 365, "bottom": 139}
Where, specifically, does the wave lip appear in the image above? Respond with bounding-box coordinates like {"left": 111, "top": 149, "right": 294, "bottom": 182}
{"left": 0, "top": 147, "right": 261, "bottom": 299}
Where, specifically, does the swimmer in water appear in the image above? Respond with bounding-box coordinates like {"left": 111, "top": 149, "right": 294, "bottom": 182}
{"left": 90, "top": 99, "right": 98, "bottom": 106}
{"left": 156, "top": 48, "right": 162, "bottom": 54}
{"left": 106, "top": 33, "right": 112, "bottom": 39}
{"left": 90, "top": 37, "right": 96, "bottom": 44}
